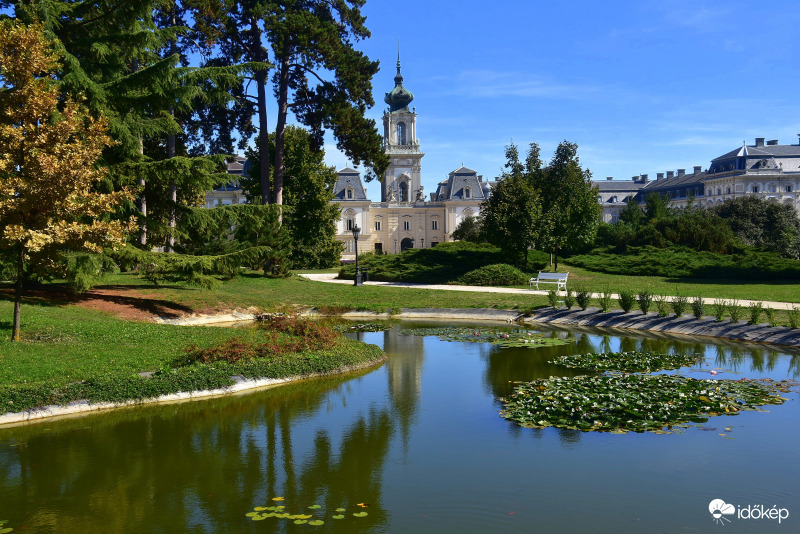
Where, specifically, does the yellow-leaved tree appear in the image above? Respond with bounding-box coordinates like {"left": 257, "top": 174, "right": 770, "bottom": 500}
{"left": 0, "top": 21, "right": 135, "bottom": 342}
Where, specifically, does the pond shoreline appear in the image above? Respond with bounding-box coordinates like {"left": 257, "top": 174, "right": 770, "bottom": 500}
{"left": 155, "top": 306, "right": 800, "bottom": 347}
{"left": 0, "top": 355, "right": 387, "bottom": 427}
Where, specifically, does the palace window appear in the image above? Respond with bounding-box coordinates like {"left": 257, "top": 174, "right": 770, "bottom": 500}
{"left": 432, "top": 220, "right": 438, "bottom": 230}
{"left": 399, "top": 181, "right": 409, "bottom": 202}
{"left": 346, "top": 188, "right": 353, "bottom": 199}
{"left": 403, "top": 220, "right": 410, "bottom": 231}
{"left": 464, "top": 187, "right": 471, "bottom": 199}
{"left": 787, "top": 185, "right": 794, "bottom": 193}
{"left": 752, "top": 185, "right": 760, "bottom": 193}
{"left": 375, "top": 220, "right": 381, "bottom": 231}
{"left": 397, "top": 122, "right": 407, "bottom": 145}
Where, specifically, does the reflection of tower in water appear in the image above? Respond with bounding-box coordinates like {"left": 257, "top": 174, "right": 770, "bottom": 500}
{"left": 383, "top": 328, "right": 424, "bottom": 451}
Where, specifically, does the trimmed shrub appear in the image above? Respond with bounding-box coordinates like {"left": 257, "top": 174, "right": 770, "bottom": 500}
{"left": 563, "top": 289, "right": 575, "bottom": 310}
{"left": 691, "top": 297, "right": 705, "bottom": 319}
{"left": 636, "top": 290, "right": 653, "bottom": 314}
{"left": 655, "top": 294, "right": 669, "bottom": 317}
{"left": 713, "top": 299, "right": 727, "bottom": 322}
{"left": 728, "top": 300, "right": 742, "bottom": 323}
{"left": 671, "top": 295, "right": 689, "bottom": 317}
{"left": 748, "top": 302, "right": 763, "bottom": 325}
{"left": 457, "top": 263, "right": 528, "bottom": 286}
{"left": 618, "top": 290, "right": 636, "bottom": 313}
{"left": 765, "top": 307, "right": 777, "bottom": 327}
{"left": 788, "top": 306, "right": 800, "bottom": 329}
{"left": 598, "top": 288, "right": 613, "bottom": 312}
{"left": 575, "top": 288, "right": 591, "bottom": 310}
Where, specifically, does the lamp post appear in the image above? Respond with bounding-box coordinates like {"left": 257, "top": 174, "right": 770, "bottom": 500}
{"left": 352, "top": 224, "right": 362, "bottom": 286}
{"left": 394, "top": 239, "right": 397, "bottom": 254}
{"left": 421, "top": 238, "right": 425, "bottom": 249}
{"left": 410, "top": 237, "right": 415, "bottom": 249}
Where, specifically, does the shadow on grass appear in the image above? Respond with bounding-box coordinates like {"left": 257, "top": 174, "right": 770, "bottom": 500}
{"left": 0, "top": 283, "right": 193, "bottom": 319}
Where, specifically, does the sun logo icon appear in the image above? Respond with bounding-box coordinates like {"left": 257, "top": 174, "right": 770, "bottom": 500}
{"left": 709, "top": 499, "right": 735, "bottom": 525}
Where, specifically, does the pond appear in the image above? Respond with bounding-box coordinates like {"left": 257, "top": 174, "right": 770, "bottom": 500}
{"left": 0, "top": 321, "right": 798, "bottom": 533}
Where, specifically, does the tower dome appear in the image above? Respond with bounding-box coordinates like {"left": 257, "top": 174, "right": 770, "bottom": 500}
{"left": 384, "top": 56, "right": 414, "bottom": 112}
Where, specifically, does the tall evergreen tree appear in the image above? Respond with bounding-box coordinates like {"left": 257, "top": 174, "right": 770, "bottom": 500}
{"left": 243, "top": 126, "right": 343, "bottom": 268}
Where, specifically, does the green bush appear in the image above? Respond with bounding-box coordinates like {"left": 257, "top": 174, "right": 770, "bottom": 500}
{"left": 636, "top": 290, "right": 652, "bottom": 314}
{"left": 338, "top": 242, "right": 544, "bottom": 284}
{"left": 671, "top": 295, "right": 689, "bottom": 317}
{"left": 618, "top": 290, "right": 635, "bottom": 313}
{"left": 548, "top": 289, "right": 559, "bottom": 308}
{"left": 748, "top": 302, "right": 763, "bottom": 325}
{"left": 788, "top": 306, "right": 800, "bottom": 329}
{"left": 563, "top": 289, "right": 575, "bottom": 310}
{"left": 713, "top": 299, "right": 727, "bottom": 322}
{"left": 728, "top": 300, "right": 742, "bottom": 323}
{"left": 575, "top": 288, "right": 591, "bottom": 310}
{"left": 691, "top": 296, "right": 705, "bottom": 319}
{"left": 598, "top": 287, "right": 613, "bottom": 312}
{"left": 655, "top": 294, "right": 669, "bottom": 317}
{"left": 765, "top": 307, "right": 777, "bottom": 327}
{"left": 457, "top": 263, "right": 528, "bottom": 286}
{"left": 565, "top": 245, "right": 800, "bottom": 280}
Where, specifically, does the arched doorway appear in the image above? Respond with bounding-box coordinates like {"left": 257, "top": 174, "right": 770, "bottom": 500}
{"left": 400, "top": 237, "right": 414, "bottom": 251}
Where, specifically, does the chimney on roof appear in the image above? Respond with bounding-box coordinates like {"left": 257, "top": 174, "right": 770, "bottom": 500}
{"left": 677, "top": 169, "right": 686, "bottom": 176}
{"left": 640, "top": 174, "right": 648, "bottom": 183}
{"left": 755, "top": 137, "right": 765, "bottom": 147}
{"left": 667, "top": 171, "right": 675, "bottom": 179}
{"left": 767, "top": 139, "right": 778, "bottom": 146}
{"left": 657, "top": 173, "right": 664, "bottom": 181}
{"left": 606, "top": 176, "right": 613, "bottom": 180}
{"left": 693, "top": 166, "right": 702, "bottom": 174}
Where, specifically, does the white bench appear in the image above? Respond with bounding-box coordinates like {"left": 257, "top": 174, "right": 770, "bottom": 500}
{"left": 529, "top": 272, "right": 569, "bottom": 291}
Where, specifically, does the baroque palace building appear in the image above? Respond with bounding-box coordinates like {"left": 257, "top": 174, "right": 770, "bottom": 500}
{"left": 331, "top": 58, "right": 496, "bottom": 260}
{"left": 595, "top": 136, "right": 800, "bottom": 223}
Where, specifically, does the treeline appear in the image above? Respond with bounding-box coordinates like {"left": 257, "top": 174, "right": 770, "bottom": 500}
{"left": 1, "top": 1, "right": 387, "bottom": 279}
{"left": 598, "top": 194, "right": 800, "bottom": 259}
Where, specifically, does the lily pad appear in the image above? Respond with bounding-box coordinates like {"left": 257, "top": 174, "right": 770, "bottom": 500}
{"left": 308, "top": 504, "right": 322, "bottom": 509}
{"left": 253, "top": 506, "right": 268, "bottom": 511}
{"left": 251, "top": 514, "right": 268, "bottom": 521}
{"left": 294, "top": 520, "right": 308, "bottom": 525}
{"left": 332, "top": 515, "right": 345, "bottom": 519}
{"left": 309, "top": 520, "right": 325, "bottom": 526}
{"left": 335, "top": 508, "right": 346, "bottom": 512}
{"left": 501, "top": 374, "right": 790, "bottom": 433}
{"left": 353, "top": 512, "right": 368, "bottom": 518}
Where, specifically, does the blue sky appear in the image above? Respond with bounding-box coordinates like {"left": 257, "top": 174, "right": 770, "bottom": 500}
{"left": 322, "top": 0, "right": 800, "bottom": 201}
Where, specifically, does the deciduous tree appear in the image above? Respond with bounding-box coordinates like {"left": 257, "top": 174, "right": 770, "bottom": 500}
{"left": 0, "top": 22, "right": 134, "bottom": 341}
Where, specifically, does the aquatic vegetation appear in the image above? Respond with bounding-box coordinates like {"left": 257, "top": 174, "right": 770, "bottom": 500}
{"left": 402, "top": 327, "right": 572, "bottom": 348}
{"left": 0, "top": 520, "right": 12, "bottom": 533}
{"left": 550, "top": 351, "right": 702, "bottom": 373}
{"left": 501, "top": 374, "right": 790, "bottom": 433}
{"left": 246, "top": 500, "right": 369, "bottom": 526}
{"left": 333, "top": 322, "right": 391, "bottom": 333}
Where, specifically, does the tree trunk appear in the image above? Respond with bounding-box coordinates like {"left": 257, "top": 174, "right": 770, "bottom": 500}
{"left": 132, "top": 57, "right": 147, "bottom": 246}
{"left": 554, "top": 251, "right": 559, "bottom": 272}
{"left": 167, "top": 131, "right": 177, "bottom": 252}
{"left": 273, "top": 51, "right": 290, "bottom": 209}
{"left": 11, "top": 243, "right": 24, "bottom": 342}
{"left": 256, "top": 69, "right": 271, "bottom": 206}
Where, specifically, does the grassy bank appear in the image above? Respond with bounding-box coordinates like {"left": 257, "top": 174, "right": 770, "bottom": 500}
{"left": 0, "top": 298, "right": 384, "bottom": 415}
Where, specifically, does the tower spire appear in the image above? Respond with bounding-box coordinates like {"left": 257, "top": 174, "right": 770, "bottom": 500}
{"left": 384, "top": 42, "right": 414, "bottom": 112}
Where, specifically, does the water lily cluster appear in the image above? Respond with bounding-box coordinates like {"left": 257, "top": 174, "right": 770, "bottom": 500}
{"left": 501, "top": 373, "right": 789, "bottom": 433}
{"left": 246, "top": 498, "right": 369, "bottom": 525}
{"left": 403, "top": 327, "right": 571, "bottom": 348}
{"left": 550, "top": 351, "right": 702, "bottom": 373}
{"left": 333, "top": 322, "right": 391, "bottom": 333}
